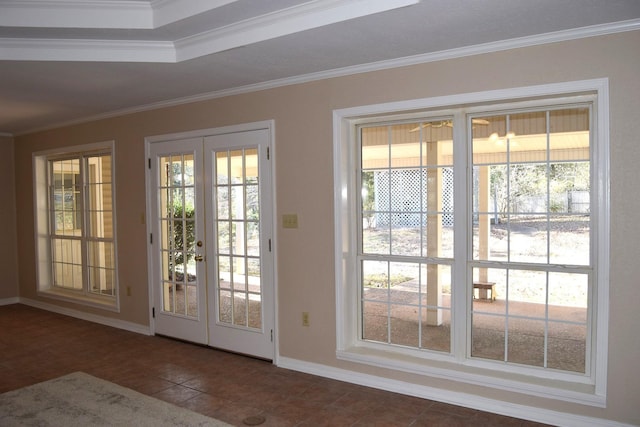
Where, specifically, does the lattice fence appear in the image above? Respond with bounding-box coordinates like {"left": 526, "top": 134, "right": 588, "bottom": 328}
{"left": 373, "top": 168, "right": 453, "bottom": 228}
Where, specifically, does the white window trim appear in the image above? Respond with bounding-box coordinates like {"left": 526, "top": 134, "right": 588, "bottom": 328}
{"left": 333, "top": 79, "right": 610, "bottom": 406}
{"left": 33, "top": 140, "right": 120, "bottom": 311}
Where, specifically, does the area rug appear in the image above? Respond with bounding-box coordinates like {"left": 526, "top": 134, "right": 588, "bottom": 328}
{"left": 0, "top": 372, "right": 231, "bottom": 426}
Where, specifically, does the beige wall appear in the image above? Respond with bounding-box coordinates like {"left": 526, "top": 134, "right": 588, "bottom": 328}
{"left": 0, "top": 135, "right": 18, "bottom": 299}
{"left": 13, "top": 31, "right": 640, "bottom": 424}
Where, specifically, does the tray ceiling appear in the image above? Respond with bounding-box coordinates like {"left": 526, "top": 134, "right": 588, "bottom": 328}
{"left": 1, "top": 0, "right": 640, "bottom": 135}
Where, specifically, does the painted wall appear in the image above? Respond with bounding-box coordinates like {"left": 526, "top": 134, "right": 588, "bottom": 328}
{"left": 0, "top": 135, "right": 18, "bottom": 300}
{"left": 13, "top": 31, "right": 640, "bottom": 424}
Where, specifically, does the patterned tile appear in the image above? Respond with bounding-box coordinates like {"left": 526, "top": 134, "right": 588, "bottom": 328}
{"left": 0, "top": 304, "right": 551, "bottom": 427}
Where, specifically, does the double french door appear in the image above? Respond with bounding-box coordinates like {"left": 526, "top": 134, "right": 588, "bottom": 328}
{"left": 147, "top": 128, "right": 274, "bottom": 360}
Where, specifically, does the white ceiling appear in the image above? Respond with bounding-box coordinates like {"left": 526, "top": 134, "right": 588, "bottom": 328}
{"left": 2, "top": 0, "right": 640, "bottom": 136}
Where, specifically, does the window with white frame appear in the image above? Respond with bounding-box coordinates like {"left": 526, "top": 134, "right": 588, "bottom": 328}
{"left": 334, "top": 81, "right": 609, "bottom": 404}
{"left": 34, "top": 142, "right": 118, "bottom": 309}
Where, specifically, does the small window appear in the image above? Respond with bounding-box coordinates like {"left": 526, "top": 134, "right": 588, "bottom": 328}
{"left": 34, "top": 142, "right": 118, "bottom": 309}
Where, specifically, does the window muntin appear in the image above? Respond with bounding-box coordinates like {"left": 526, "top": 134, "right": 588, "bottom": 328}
{"left": 36, "top": 145, "right": 117, "bottom": 306}
{"left": 359, "top": 120, "right": 454, "bottom": 353}
{"left": 355, "top": 106, "right": 592, "bottom": 373}
{"left": 470, "top": 107, "right": 591, "bottom": 373}
{"left": 158, "top": 153, "right": 197, "bottom": 316}
{"left": 51, "top": 159, "right": 81, "bottom": 234}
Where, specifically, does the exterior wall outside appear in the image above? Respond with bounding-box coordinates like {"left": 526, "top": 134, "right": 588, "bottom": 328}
{"left": 12, "top": 31, "right": 640, "bottom": 424}
{"left": 0, "top": 135, "right": 18, "bottom": 300}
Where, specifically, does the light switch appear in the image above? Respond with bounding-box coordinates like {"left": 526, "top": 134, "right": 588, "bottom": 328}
{"left": 282, "top": 214, "right": 298, "bottom": 229}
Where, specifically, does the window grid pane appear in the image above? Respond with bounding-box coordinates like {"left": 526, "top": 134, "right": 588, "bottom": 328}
{"left": 471, "top": 106, "right": 591, "bottom": 373}
{"left": 48, "top": 152, "right": 116, "bottom": 299}
{"left": 215, "top": 148, "right": 262, "bottom": 330}
{"left": 359, "top": 120, "right": 454, "bottom": 353}
{"left": 355, "top": 105, "right": 593, "bottom": 374}
{"left": 159, "top": 153, "right": 197, "bottom": 317}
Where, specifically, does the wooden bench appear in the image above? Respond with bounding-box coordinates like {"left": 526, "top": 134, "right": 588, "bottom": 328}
{"left": 473, "top": 281, "right": 496, "bottom": 302}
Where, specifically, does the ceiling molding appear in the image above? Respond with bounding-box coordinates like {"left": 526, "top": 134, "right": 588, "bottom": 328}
{"left": 0, "top": 0, "right": 420, "bottom": 62}
{"left": 0, "top": 0, "right": 154, "bottom": 29}
{"left": 175, "top": 0, "right": 421, "bottom": 62}
{"left": 151, "top": 0, "right": 237, "bottom": 28}
{"left": 0, "top": 0, "right": 237, "bottom": 29}
{"left": 0, "top": 38, "right": 176, "bottom": 62}
{"left": 340, "top": 18, "right": 640, "bottom": 75}
{"left": 14, "top": 18, "right": 639, "bottom": 136}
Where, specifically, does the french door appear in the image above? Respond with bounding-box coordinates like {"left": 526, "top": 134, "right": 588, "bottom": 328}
{"left": 148, "top": 127, "right": 274, "bottom": 360}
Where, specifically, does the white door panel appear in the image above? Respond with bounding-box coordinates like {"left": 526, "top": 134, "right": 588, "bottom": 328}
{"left": 148, "top": 127, "right": 274, "bottom": 360}
{"left": 149, "top": 138, "right": 207, "bottom": 344}
{"left": 204, "top": 129, "right": 274, "bottom": 359}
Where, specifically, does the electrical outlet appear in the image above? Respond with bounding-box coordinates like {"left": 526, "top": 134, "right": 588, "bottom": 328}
{"left": 126, "top": 286, "right": 132, "bottom": 296}
{"left": 302, "top": 311, "right": 310, "bottom": 327}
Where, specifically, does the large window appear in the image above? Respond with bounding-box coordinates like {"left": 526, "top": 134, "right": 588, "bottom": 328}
{"left": 334, "top": 81, "right": 609, "bottom": 405}
{"left": 34, "top": 142, "right": 117, "bottom": 309}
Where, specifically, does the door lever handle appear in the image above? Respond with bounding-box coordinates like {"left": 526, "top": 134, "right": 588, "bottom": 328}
{"left": 195, "top": 254, "right": 204, "bottom": 262}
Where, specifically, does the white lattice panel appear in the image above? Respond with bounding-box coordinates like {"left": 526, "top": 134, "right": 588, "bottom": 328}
{"left": 373, "top": 168, "right": 453, "bottom": 228}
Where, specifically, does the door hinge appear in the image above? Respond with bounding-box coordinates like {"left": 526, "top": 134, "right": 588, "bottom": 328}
{"left": 150, "top": 233, "right": 153, "bottom": 244}
{"left": 270, "top": 329, "right": 273, "bottom": 342}
{"left": 268, "top": 238, "right": 271, "bottom": 252}
{"left": 267, "top": 147, "right": 270, "bottom": 160}
{"left": 148, "top": 158, "right": 151, "bottom": 169}
{"left": 152, "top": 307, "right": 155, "bottom": 318}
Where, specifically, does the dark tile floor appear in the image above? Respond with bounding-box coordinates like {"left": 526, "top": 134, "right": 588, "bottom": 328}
{"left": 0, "top": 304, "right": 551, "bottom": 426}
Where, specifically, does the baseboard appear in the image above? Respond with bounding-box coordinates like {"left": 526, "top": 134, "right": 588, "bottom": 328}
{"left": 277, "top": 356, "right": 632, "bottom": 427}
{"left": 0, "top": 297, "right": 20, "bottom": 306}
{"left": 18, "top": 297, "right": 151, "bottom": 336}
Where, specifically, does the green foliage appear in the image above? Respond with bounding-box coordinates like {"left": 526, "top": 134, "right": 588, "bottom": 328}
{"left": 362, "top": 171, "right": 376, "bottom": 229}
{"left": 170, "top": 202, "right": 195, "bottom": 266}
{"left": 489, "top": 162, "right": 589, "bottom": 215}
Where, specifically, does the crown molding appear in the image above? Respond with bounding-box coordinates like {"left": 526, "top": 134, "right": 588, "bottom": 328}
{"left": 177, "top": 18, "right": 640, "bottom": 99}
{"left": 0, "top": 0, "right": 237, "bottom": 29}
{"left": 175, "top": 0, "right": 421, "bottom": 62}
{"left": 12, "top": 18, "right": 640, "bottom": 135}
{"left": 0, "top": 0, "right": 154, "bottom": 29}
{"left": 151, "top": 0, "right": 237, "bottom": 28}
{"left": 0, "top": 0, "right": 420, "bottom": 62}
{"left": 0, "top": 38, "right": 175, "bottom": 62}
{"left": 322, "top": 18, "right": 640, "bottom": 76}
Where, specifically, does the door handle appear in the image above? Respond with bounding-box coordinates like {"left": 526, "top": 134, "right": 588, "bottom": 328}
{"left": 195, "top": 254, "right": 204, "bottom": 262}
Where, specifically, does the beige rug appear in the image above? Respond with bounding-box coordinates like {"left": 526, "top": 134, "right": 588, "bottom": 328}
{"left": 0, "top": 372, "right": 232, "bottom": 426}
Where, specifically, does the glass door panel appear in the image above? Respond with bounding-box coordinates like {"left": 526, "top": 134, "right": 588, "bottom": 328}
{"left": 149, "top": 139, "right": 207, "bottom": 345}
{"left": 205, "top": 129, "right": 273, "bottom": 360}
{"left": 214, "top": 148, "right": 262, "bottom": 329}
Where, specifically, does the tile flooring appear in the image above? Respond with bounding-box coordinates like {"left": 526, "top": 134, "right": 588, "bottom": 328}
{"left": 0, "top": 304, "right": 551, "bottom": 426}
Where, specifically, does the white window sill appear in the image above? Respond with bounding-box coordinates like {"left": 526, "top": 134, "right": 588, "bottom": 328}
{"left": 38, "top": 288, "right": 119, "bottom": 312}
{"left": 337, "top": 346, "right": 605, "bottom": 407}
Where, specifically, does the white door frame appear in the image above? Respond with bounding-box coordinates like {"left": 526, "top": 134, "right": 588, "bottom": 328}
{"left": 144, "top": 120, "right": 278, "bottom": 362}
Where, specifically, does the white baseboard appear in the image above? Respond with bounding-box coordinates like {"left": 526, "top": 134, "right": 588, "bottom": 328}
{"left": 18, "top": 297, "right": 151, "bottom": 336}
{"left": 277, "top": 356, "right": 631, "bottom": 427}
